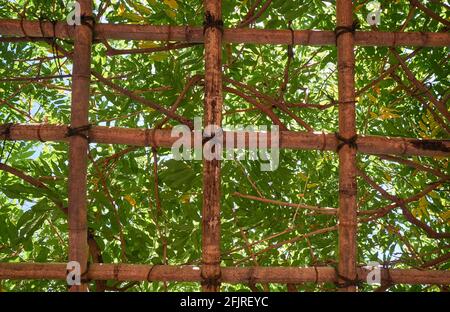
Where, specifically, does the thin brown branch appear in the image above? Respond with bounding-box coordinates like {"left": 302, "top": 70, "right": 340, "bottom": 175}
{"left": 390, "top": 73, "right": 450, "bottom": 134}
{"left": 239, "top": 0, "right": 273, "bottom": 28}
{"left": 390, "top": 49, "right": 450, "bottom": 122}
{"left": 378, "top": 154, "right": 449, "bottom": 180}
{"left": 356, "top": 49, "right": 421, "bottom": 97}
{"left": 89, "top": 153, "right": 128, "bottom": 262}
{"left": 224, "top": 78, "right": 314, "bottom": 131}
{"left": 0, "top": 75, "right": 71, "bottom": 82}
{"left": 233, "top": 192, "right": 337, "bottom": 215}
{"left": 224, "top": 86, "right": 289, "bottom": 131}
{"left": 156, "top": 75, "right": 203, "bottom": 128}
{"left": 357, "top": 168, "right": 450, "bottom": 239}
{"left": 0, "top": 162, "right": 106, "bottom": 289}
{"left": 233, "top": 225, "right": 338, "bottom": 265}
{"left": 92, "top": 71, "right": 193, "bottom": 128}
{"left": 148, "top": 148, "right": 168, "bottom": 291}
{"left": 420, "top": 252, "right": 450, "bottom": 269}
{"left": 410, "top": 0, "right": 450, "bottom": 27}
{"left": 0, "top": 162, "right": 67, "bottom": 214}
{"left": 105, "top": 42, "right": 200, "bottom": 56}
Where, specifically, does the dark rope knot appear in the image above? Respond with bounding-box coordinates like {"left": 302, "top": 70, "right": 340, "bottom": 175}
{"left": 37, "top": 14, "right": 64, "bottom": 75}
{"left": 80, "top": 15, "right": 96, "bottom": 34}
{"left": 203, "top": 11, "right": 224, "bottom": 35}
{"left": 0, "top": 123, "right": 13, "bottom": 140}
{"left": 334, "top": 20, "right": 360, "bottom": 44}
{"left": 66, "top": 124, "right": 92, "bottom": 142}
{"left": 334, "top": 268, "right": 362, "bottom": 289}
{"left": 200, "top": 271, "right": 222, "bottom": 288}
{"left": 335, "top": 132, "right": 358, "bottom": 152}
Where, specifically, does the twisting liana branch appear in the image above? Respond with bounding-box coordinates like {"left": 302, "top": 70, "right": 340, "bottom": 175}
{"left": 224, "top": 86, "right": 289, "bottom": 131}
{"left": 389, "top": 73, "right": 450, "bottom": 134}
{"left": 0, "top": 162, "right": 66, "bottom": 214}
{"left": 238, "top": 0, "right": 273, "bottom": 28}
{"left": 356, "top": 49, "right": 421, "bottom": 97}
{"left": 234, "top": 161, "right": 269, "bottom": 291}
{"left": 390, "top": 49, "right": 450, "bottom": 122}
{"left": 233, "top": 225, "right": 338, "bottom": 265}
{"left": 378, "top": 154, "right": 449, "bottom": 180}
{"left": 420, "top": 252, "right": 450, "bottom": 269}
{"left": 156, "top": 75, "right": 203, "bottom": 129}
{"left": 96, "top": 0, "right": 112, "bottom": 21}
{"left": 92, "top": 72, "right": 194, "bottom": 128}
{"left": 47, "top": 42, "right": 194, "bottom": 129}
{"left": 88, "top": 153, "right": 128, "bottom": 262}
{"left": 0, "top": 162, "right": 106, "bottom": 290}
{"left": 148, "top": 148, "right": 168, "bottom": 291}
{"left": 0, "top": 75, "right": 71, "bottom": 82}
{"left": 104, "top": 42, "right": 200, "bottom": 56}
{"left": 239, "top": 0, "right": 262, "bottom": 26}
{"left": 358, "top": 177, "right": 446, "bottom": 223}
{"left": 224, "top": 78, "right": 313, "bottom": 131}
{"left": 357, "top": 168, "right": 450, "bottom": 239}
{"left": 222, "top": 223, "right": 302, "bottom": 257}
{"left": 232, "top": 192, "right": 337, "bottom": 215}
{"left": 409, "top": 0, "right": 450, "bottom": 27}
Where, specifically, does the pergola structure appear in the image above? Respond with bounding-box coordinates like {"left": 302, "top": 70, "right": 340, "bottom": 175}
{"left": 0, "top": 0, "right": 449, "bottom": 292}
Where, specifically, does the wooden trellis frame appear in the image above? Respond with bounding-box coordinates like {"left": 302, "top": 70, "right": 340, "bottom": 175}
{"left": 0, "top": 0, "right": 449, "bottom": 292}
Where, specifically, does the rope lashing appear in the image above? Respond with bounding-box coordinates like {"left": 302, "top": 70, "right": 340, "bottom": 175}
{"left": 80, "top": 14, "right": 96, "bottom": 34}
{"left": 146, "top": 264, "right": 161, "bottom": 282}
{"left": 0, "top": 123, "right": 13, "bottom": 140}
{"left": 66, "top": 124, "right": 92, "bottom": 142}
{"left": 201, "top": 261, "right": 222, "bottom": 288}
{"left": 0, "top": 123, "right": 15, "bottom": 164}
{"left": 334, "top": 20, "right": 360, "bottom": 44}
{"left": 37, "top": 124, "right": 46, "bottom": 142}
{"left": 203, "top": 11, "right": 224, "bottom": 35}
{"left": 334, "top": 268, "right": 362, "bottom": 288}
{"left": 335, "top": 132, "right": 358, "bottom": 152}
{"left": 200, "top": 270, "right": 222, "bottom": 288}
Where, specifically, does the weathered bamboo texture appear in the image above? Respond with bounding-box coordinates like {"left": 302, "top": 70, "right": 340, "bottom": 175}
{"left": 0, "top": 19, "right": 449, "bottom": 47}
{"left": 0, "top": 263, "right": 449, "bottom": 285}
{"left": 336, "top": 0, "right": 357, "bottom": 292}
{"left": 68, "top": 0, "right": 92, "bottom": 292}
{"left": 201, "top": 0, "right": 223, "bottom": 292}
{"left": 2, "top": 124, "right": 449, "bottom": 157}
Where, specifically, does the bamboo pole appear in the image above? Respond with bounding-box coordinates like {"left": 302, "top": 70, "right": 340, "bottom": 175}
{"left": 0, "top": 263, "right": 449, "bottom": 285}
{"left": 201, "top": 0, "right": 223, "bottom": 292}
{"left": 0, "top": 19, "right": 449, "bottom": 47}
{"left": 67, "top": 0, "right": 92, "bottom": 292}
{"left": 2, "top": 124, "right": 449, "bottom": 157}
{"left": 336, "top": 0, "right": 357, "bottom": 292}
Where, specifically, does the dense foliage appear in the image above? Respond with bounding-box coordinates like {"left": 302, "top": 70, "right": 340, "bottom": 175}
{"left": 0, "top": 0, "right": 448, "bottom": 292}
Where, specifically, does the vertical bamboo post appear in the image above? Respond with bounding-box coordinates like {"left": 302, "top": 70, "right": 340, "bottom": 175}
{"left": 68, "top": 0, "right": 93, "bottom": 292}
{"left": 336, "top": 0, "right": 358, "bottom": 292}
{"left": 201, "top": 0, "right": 223, "bottom": 292}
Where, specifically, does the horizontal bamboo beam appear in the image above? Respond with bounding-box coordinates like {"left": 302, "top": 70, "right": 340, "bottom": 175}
{"left": 0, "top": 263, "right": 449, "bottom": 285}
{"left": 0, "top": 19, "right": 449, "bottom": 47}
{"left": 1, "top": 124, "right": 449, "bottom": 157}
